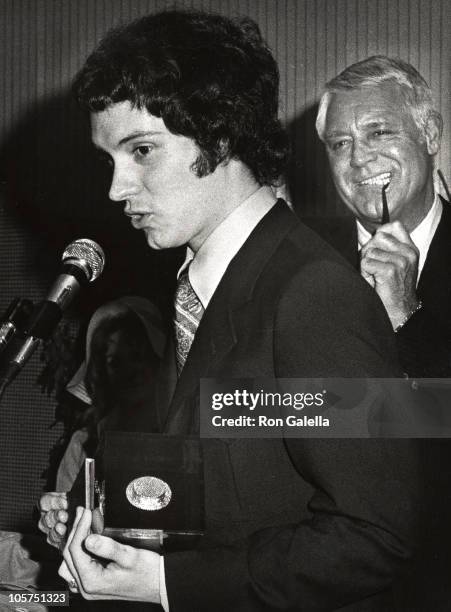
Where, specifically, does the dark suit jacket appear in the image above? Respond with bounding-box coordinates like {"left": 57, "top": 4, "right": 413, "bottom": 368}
{"left": 303, "top": 199, "right": 451, "bottom": 611}
{"left": 303, "top": 197, "right": 451, "bottom": 378}
{"left": 157, "top": 201, "right": 420, "bottom": 611}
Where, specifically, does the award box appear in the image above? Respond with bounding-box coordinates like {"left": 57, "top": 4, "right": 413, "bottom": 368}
{"left": 99, "top": 431, "right": 204, "bottom": 552}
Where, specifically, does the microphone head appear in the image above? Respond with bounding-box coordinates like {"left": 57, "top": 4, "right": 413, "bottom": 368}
{"left": 62, "top": 239, "right": 105, "bottom": 282}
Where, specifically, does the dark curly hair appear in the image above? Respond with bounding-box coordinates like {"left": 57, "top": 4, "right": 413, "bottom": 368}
{"left": 73, "top": 9, "right": 289, "bottom": 185}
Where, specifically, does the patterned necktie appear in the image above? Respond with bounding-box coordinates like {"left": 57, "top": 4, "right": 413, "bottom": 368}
{"left": 173, "top": 269, "right": 204, "bottom": 375}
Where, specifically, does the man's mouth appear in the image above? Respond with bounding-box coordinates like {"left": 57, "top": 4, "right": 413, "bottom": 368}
{"left": 125, "top": 211, "right": 150, "bottom": 229}
{"left": 358, "top": 172, "right": 391, "bottom": 187}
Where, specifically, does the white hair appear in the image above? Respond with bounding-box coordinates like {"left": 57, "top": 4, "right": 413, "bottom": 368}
{"left": 316, "top": 55, "right": 438, "bottom": 142}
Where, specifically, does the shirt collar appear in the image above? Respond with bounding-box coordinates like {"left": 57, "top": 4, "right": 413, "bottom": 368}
{"left": 178, "top": 186, "right": 277, "bottom": 308}
{"left": 356, "top": 193, "right": 442, "bottom": 281}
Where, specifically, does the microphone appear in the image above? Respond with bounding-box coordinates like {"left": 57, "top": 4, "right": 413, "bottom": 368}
{"left": 0, "top": 298, "right": 34, "bottom": 354}
{"left": 0, "top": 239, "right": 105, "bottom": 395}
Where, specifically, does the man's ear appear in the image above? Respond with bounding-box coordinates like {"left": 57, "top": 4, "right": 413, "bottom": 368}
{"left": 424, "top": 111, "right": 443, "bottom": 155}
{"left": 218, "top": 138, "right": 231, "bottom": 164}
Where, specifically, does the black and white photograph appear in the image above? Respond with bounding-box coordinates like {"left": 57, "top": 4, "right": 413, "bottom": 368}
{"left": 0, "top": 1, "right": 450, "bottom": 610}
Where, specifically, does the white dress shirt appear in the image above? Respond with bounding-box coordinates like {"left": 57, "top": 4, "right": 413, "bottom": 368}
{"left": 357, "top": 193, "right": 442, "bottom": 284}
{"left": 178, "top": 185, "right": 278, "bottom": 307}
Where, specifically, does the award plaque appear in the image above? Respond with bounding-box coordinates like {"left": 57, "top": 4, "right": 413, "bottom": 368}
{"left": 100, "top": 431, "right": 204, "bottom": 552}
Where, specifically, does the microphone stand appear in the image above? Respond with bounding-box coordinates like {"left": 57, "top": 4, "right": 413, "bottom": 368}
{"left": 0, "top": 378, "right": 8, "bottom": 402}
{"left": 0, "top": 239, "right": 105, "bottom": 403}
{"left": 0, "top": 297, "right": 34, "bottom": 404}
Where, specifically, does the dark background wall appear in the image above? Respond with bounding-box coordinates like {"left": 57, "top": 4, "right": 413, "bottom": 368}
{"left": 0, "top": 0, "right": 449, "bottom": 531}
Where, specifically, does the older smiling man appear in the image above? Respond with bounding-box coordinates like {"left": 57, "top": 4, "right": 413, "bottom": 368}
{"left": 314, "top": 56, "right": 450, "bottom": 378}
{"left": 312, "top": 56, "right": 451, "bottom": 611}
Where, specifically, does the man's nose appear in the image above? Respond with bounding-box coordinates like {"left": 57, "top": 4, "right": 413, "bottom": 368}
{"left": 350, "top": 139, "right": 377, "bottom": 168}
{"left": 109, "top": 164, "right": 139, "bottom": 202}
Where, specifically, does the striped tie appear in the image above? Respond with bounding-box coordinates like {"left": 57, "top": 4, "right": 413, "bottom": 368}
{"left": 173, "top": 269, "right": 204, "bottom": 375}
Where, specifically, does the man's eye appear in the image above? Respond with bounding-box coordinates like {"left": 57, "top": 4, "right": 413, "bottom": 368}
{"left": 373, "top": 129, "right": 391, "bottom": 137}
{"left": 134, "top": 145, "right": 153, "bottom": 158}
{"left": 330, "top": 140, "right": 348, "bottom": 152}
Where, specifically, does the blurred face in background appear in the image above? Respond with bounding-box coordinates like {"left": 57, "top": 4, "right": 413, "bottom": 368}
{"left": 86, "top": 313, "right": 160, "bottom": 426}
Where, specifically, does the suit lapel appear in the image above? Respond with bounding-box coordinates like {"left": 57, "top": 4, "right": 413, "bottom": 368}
{"left": 154, "top": 334, "right": 178, "bottom": 430}
{"left": 163, "top": 200, "right": 297, "bottom": 434}
{"left": 341, "top": 220, "right": 359, "bottom": 269}
{"left": 417, "top": 198, "right": 451, "bottom": 307}
{"left": 329, "top": 217, "right": 359, "bottom": 269}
